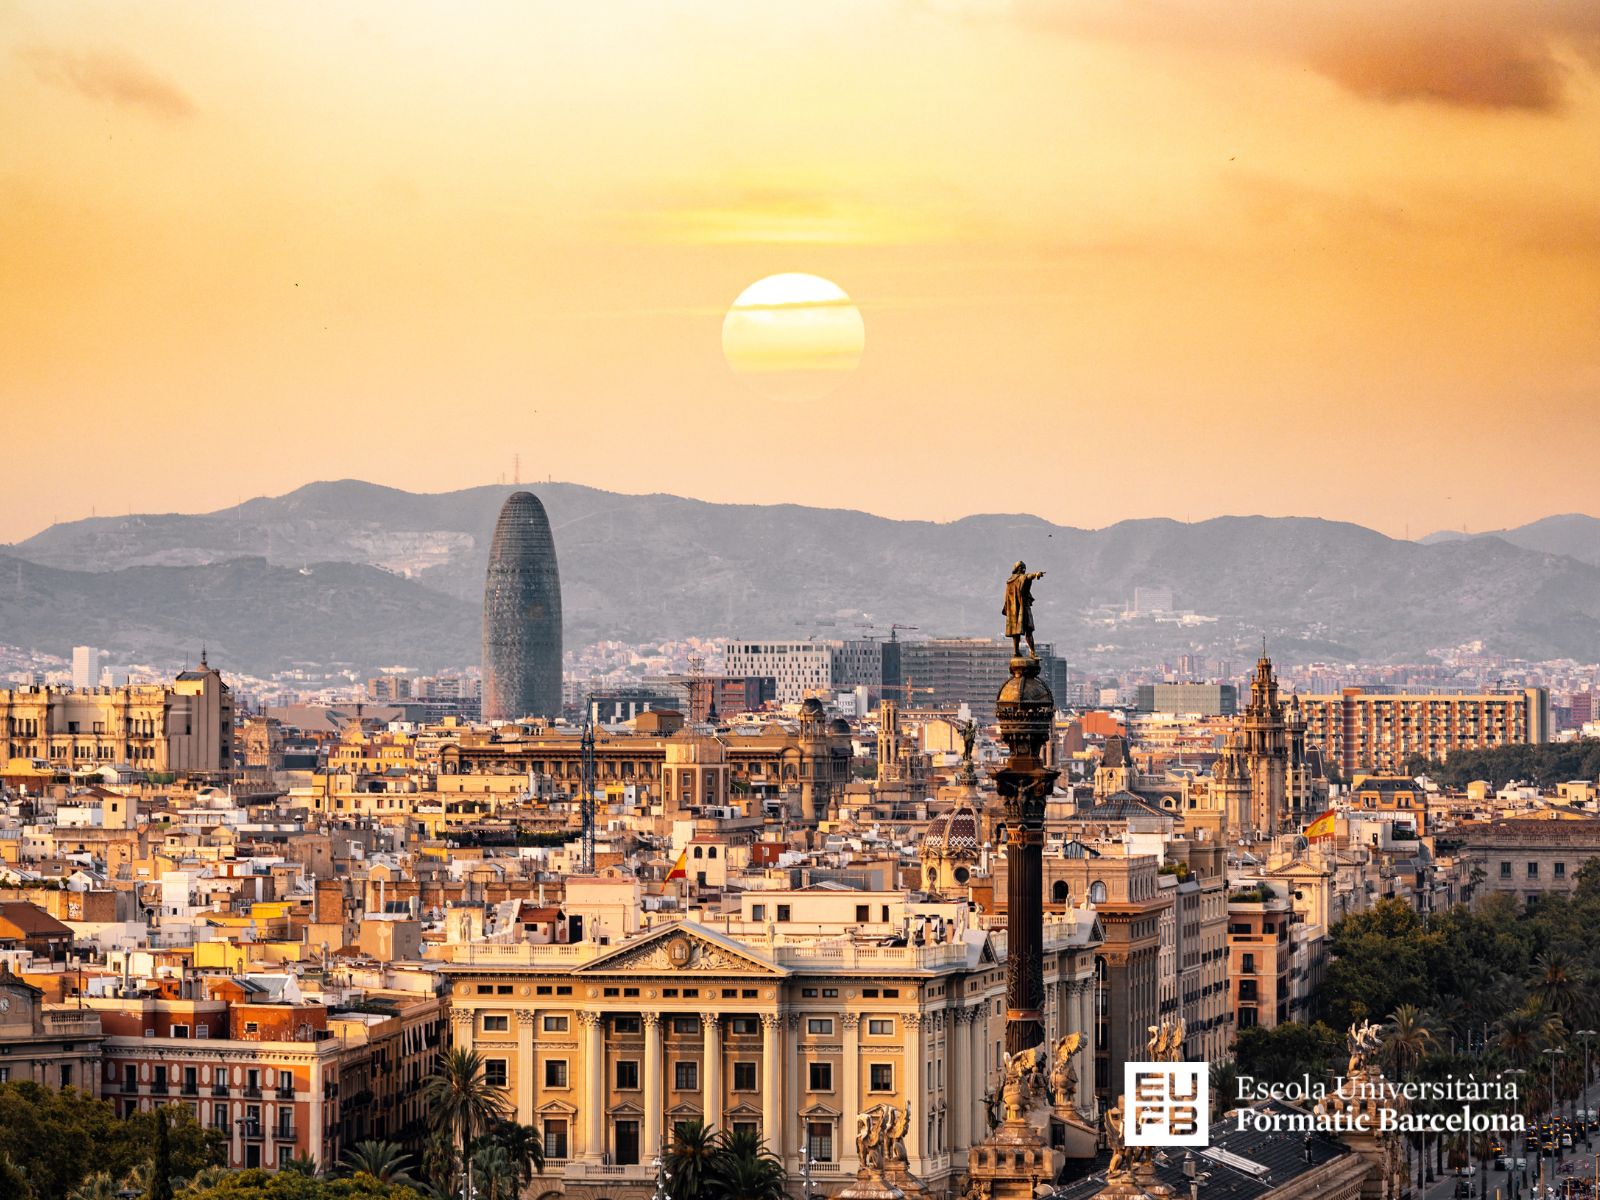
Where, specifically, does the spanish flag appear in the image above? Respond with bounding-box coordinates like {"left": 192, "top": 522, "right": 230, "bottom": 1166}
{"left": 666, "top": 849, "right": 688, "bottom": 881}
{"left": 1305, "top": 809, "right": 1337, "bottom": 840}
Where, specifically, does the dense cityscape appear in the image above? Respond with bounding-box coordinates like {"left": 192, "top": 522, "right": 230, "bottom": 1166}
{"left": 1, "top": 489, "right": 1598, "bottom": 1200}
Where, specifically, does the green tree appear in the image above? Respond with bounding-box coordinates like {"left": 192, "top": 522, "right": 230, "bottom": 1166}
{"left": 0, "top": 1153, "right": 31, "bottom": 1200}
{"left": 473, "top": 1120, "right": 544, "bottom": 1190}
{"left": 1383, "top": 1005, "right": 1436, "bottom": 1079}
{"left": 1232, "top": 1021, "right": 1344, "bottom": 1086}
{"left": 342, "top": 1142, "right": 419, "bottom": 1188}
{"left": 180, "top": 1170, "right": 424, "bottom": 1200}
{"left": 70, "top": 1171, "right": 119, "bottom": 1200}
{"left": 709, "top": 1129, "right": 787, "bottom": 1200}
{"left": 469, "top": 1143, "right": 516, "bottom": 1200}
{"left": 148, "top": 1107, "right": 175, "bottom": 1200}
{"left": 421, "top": 1048, "right": 508, "bottom": 1200}
{"left": 665, "top": 1120, "right": 720, "bottom": 1200}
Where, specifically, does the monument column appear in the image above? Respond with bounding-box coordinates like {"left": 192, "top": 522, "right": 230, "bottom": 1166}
{"left": 643, "top": 1014, "right": 663, "bottom": 1159}
{"left": 516, "top": 1010, "right": 536, "bottom": 1124}
{"left": 951, "top": 1006, "right": 972, "bottom": 1151}
{"left": 761, "top": 1014, "right": 783, "bottom": 1159}
{"left": 578, "top": 1011, "right": 605, "bottom": 1161}
{"left": 841, "top": 1013, "right": 861, "bottom": 1172}
{"left": 701, "top": 1013, "right": 723, "bottom": 1133}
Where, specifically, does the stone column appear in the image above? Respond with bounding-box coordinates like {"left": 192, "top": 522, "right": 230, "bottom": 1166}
{"left": 951, "top": 1006, "right": 972, "bottom": 1151}
{"left": 578, "top": 1011, "right": 604, "bottom": 1160}
{"left": 841, "top": 1013, "right": 861, "bottom": 1172}
{"left": 643, "top": 1014, "right": 663, "bottom": 1160}
{"left": 702, "top": 1013, "right": 722, "bottom": 1133}
{"left": 904, "top": 1013, "right": 925, "bottom": 1167}
{"left": 516, "top": 1010, "right": 536, "bottom": 1124}
{"left": 973, "top": 1001, "right": 991, "bottom": 1137}
{"left": 761, "top": 1014, "right": 783, "bottom": 1159}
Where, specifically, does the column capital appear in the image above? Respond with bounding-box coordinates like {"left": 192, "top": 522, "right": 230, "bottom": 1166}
{"left": 902, "top": 1012, "right": 926, "bottom": 1029}
{"left": 642, "top": 1012, "right": 661, "bottom": 1029}
{"left": 449, "top": 1008, "right": 473, "bottom": 1026}
{"left": 576, "top": 1010, "right": 602, "bottom": 1029}
{"left": 702, "top": 1012, "right": 721, "bottom": 1029}
{"left": 516, "top": 1010, "right": 537, "bottom": 1028}
{"left": 759, "top": 1012, "right": 783, "bottom": 1031}
{"left": 840, "top": 1013, "right": 860, "bottom": 1031}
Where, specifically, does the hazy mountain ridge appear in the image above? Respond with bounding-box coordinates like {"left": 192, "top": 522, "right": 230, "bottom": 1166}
{"left": 6, "top": 481, "right": 1600, "bottom": 674}
{"left": 1419, "top": 514, "right": 1600, "bottom": 565}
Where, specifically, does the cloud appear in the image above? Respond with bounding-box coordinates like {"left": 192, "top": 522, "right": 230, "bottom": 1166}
{"left": 20, "top": 47, "right": 195, "bottom": 119}
{"left": 950, "top": 0, "right": 1600, "bottom": 112}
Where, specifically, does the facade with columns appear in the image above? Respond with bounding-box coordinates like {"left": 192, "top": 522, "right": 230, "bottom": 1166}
{"left": 440, "top": 912, "right": 1101, "bottom": 1200}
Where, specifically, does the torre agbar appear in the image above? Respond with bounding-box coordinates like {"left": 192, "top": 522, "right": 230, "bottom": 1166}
{"left": 482, "top": 491, "right": 564, "bottom": 722}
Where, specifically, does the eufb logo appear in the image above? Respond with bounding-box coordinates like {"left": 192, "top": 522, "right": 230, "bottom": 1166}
{"left": 1123, "top": 1061, "right": 1208, "bottom": 1147}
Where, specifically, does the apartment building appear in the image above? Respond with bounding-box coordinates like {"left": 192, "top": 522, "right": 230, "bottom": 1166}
{"left": 1296, "top": 688, "right": 1549, "bottom": 776}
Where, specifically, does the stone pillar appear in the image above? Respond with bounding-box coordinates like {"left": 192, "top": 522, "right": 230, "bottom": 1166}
{"left": 702, "top": 1013, "right": 722, "bottom": 1133}
{"left": 994, "top": 654, "right": 1059, "bottom": 1057}
{"left": 904, "top": 1013, "right": 925, "bottom": 1167}
{"left": 841, "top": 1012, "right": 861, "bottom": 1172}
{"left": 951, "top": 1006, "right": 972, "bottom": 1151}
{"left": 516, "top": 1010, "right": 536, "bottom": 1124}
{"left": 643, "top": 1013, "right": 663, "bottom": 1160}
{"left": 972, "top": 1004, "right": 990, "bottom": 1139}
{"left": 784, "top": 1014, "right": 802, "bottom": 1173}
{"left": 761, "top": 1014, "right": 783, "bottom": 1158}
{"left": 578, "top": 1011, "right": 604, "bottom": 1160}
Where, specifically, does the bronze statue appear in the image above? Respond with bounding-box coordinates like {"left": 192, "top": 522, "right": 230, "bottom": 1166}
{"left": 1048, "top": 1031, "right": 1082, "bottom": 1108}
{"left": 1003, "top": 561, "right": 1046, "bottom": 657}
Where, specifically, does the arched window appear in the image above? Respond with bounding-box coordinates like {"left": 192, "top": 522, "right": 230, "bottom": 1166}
{"left": 1051, "top": 880, "right": 1069, "bottom": 904}
{"left": 1089, "top": 880, "right": 1107, "bottom": 904}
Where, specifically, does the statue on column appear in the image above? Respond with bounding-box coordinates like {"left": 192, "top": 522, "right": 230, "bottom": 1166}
{"left": 1002, "top": 562, "right": 1046, "bottom": 658}
{"left": 1048, "top": 1031, "right": 1082, "bottom": 1110}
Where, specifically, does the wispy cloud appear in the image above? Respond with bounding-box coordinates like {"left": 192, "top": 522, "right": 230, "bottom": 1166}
{"left": 931, "top": 0, "right": 1600, "bottom": 113}
{"left": 20, "top": 47, "right": 195, "bottom": 119}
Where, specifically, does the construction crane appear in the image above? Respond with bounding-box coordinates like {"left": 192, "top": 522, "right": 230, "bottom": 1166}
{"left": 887, "top": 624, "right": 918, "bottom": 641}
{"left": 580, "top": 716, "right": 597, "bottom": 874}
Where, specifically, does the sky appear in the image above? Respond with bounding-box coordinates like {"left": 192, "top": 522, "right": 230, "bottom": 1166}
{"left": 2, "top": 0, "right": 1598, "bottom": 543}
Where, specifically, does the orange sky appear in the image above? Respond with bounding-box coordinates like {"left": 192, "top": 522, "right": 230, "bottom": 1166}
{"left": 3, "top": 1, "right": 1598, "bottom": 543}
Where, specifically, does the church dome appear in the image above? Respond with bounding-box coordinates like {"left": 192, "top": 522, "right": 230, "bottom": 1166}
{"left": 828, "top": 717, "right": 851, "bottom": 735}
{"left": 921, "top": 804, "right": 981, "bottom": 861}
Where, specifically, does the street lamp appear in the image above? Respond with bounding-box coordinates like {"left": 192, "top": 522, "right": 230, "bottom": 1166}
{"left": 1546, "top": 1048, "right": 1568, "bottom": 1183}
{"left": 800, "top": 1150, "right": 815, "bottom": 1200}
{"left": 1503, "top": 1070, "right": 1528, "bottom": 1200}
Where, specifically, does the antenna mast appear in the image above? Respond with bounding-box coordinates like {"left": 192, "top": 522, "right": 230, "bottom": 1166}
{"left": 580, "top": 716, "right": 596, "bottom": 873}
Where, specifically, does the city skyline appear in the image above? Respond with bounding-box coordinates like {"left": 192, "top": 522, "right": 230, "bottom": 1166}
{"left": 4, "top": 2, "right": 1599, "bottom": 543}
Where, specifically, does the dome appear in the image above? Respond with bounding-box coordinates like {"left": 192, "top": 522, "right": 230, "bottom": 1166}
{"left": 996, "top": 670, "right": 1054, "bottom": 709}
{"left": 920, "top": 804, "right": 981, "bottom": 861}
{"left": 828, "top": 717, "right": 851, "bottom": 735}
{"left": 801, "top": 697, "right": 825, "bottom": 717}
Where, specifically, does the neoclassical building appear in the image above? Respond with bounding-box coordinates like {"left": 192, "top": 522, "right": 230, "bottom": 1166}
{"left": 439, "top": 898, "right": 1101, "bottom": 1200}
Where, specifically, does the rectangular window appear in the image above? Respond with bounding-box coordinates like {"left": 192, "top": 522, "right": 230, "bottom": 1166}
{"left": 542, "top": 1016, "right": 569, "bottom": 1032}
{"left": 870, "top": 1064, "right": 894, "bottom": 1092}
{"left": 543, "top": 1119, "right": 568, "bottom": 1160}
{"left": 807, "top": 1121, "right": 834, "bottom": 1163}
{"left": 856, "top": 905, "right": 870, "bottom": 922}
{"left": 777, "top": 905, "right": 792, "bottom": 922}
{"left": 672, "top": 1017, "right": 699, "bottom": 1034}
{"left": 868, "top": 1018, "right": 894, "bottom": 1036}
{"left": 1528, "top": 862, "right": 1540, "bottom": 878}
{"left": 733, "top": 1062, "right": 757, "bottom": 1090}
{"left": 733, "top": 1120, "right": 758, "bottom": 1140}
{"left": 808, "top": 1018, "right": 834, "bottom": 1035}
{"left": 808, "top": 1062, "right": 833, "bottom": 1092}
{"left": 613, "top": 1015, "right": 642, "bottom": 1034}
{"left": 545, "top": 1060, "right": 569, "bottom": 1088}
{"left": 1556, "top": 862, "right": 1567, "bottom": 878}
{"left": 1500, "top": 861, "right": 1512, "bottom": 878}
{"left": 822, "top": 988, "right": 838, "bottom": 998}
{"left": 751, "top": 904, "right": 766, "bottom": 921}
{"left": 674, "top": 1061, "right": 698, "bottom": 1090}
{"left": 482, "top": 1014, "right": 509, "bottom": 1032}
{"left": 615, "top": 1119, "right": 640, "bottom": 1166}
{"left": 483, "top": 1059, "right": 508, "bottom": 1088}
{"left": 802, "top": 987, "right": 818, "bottom": 998}
{"left": 616, "top": 1060, "right": 640, "bottom": 1090}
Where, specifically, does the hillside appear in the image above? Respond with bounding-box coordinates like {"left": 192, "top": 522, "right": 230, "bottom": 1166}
{"left": 8, "top": 481, "right": 1600, "bottom": 674}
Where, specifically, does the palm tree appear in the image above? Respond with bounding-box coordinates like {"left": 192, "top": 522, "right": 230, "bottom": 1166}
{"left": 68, "top": 1172, "right": 118, "bottom": 1200}
{"left": 1385, "top": 1005, "right": 1436, "bottom": 1078}
{"left": 179, "top": 1168, "right": 233, "bottom": 1196}
{"left": 281, "top": 1152, "right": 320, "bottom": 1177}
{"left": 343, "top": 1141, "right": 419, "bottom": 1187}
{"left": 665, "top": 1120, "right": 721, "bottom": 1200}
{"left": 422, "top": 1047, "right": 510, "bottom": 1199}
{"left": 477, "top": 1120, "right": 545, "bottom": 1189}
{"left": 1530, "top": 953, "right": 1588, "bottom": 1026}
{"left": 1499, "top": 1009, "right": 1545, "bottom": 1069}
{"left": 711, "top": 1134, "right": 786, "bottom": 1200}
{"left": 471, "top": 1143, "right": 517, "bottom": 1200}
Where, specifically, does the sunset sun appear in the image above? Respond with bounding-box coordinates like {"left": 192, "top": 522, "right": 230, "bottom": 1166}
{"left": 721, "top": 273, "right": 865, "bottom": 401}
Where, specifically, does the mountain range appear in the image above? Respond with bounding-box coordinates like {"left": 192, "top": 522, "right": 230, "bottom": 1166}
{"left": 4, "top": 480, "right": 1599, "bottom": 676}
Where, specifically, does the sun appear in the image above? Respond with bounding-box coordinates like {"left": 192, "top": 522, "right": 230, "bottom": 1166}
{"left": 721, "top": 273, "right": 865, "bottom": 401}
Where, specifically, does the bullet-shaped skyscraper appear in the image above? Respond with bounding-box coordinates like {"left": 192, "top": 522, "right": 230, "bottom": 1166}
{"left": 482, "top": 491, "right": 563, "bottom": 721}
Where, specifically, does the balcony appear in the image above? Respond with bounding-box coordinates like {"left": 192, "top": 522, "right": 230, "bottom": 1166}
{"left": 275, "top": 1124, "right": 296, "bottom": 1141}
{"left": 276, "top": 1085, "right": 295, "bottom": 1100}
{"left": 181, "top": 1083, "right": 199, "bottom": 1096}
{"left": 243, "top": 1085, "right": 262, "bottom": 1098}
{"left": 150, "top": 1081, "right": 169, "bottom": 1095}
{"left": 212, "top": 1084, "right": 230, "bottom": 1097}
{"left": 240, "top": 1121, "right": 263, "bottom": 1139}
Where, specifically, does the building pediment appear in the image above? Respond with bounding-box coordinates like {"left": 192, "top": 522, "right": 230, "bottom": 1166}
{"left": 799, "top": 1101, "right": 841, "bottom": 1118}
{"left": 607, "top": 1099, "right": 644, "bottom": 1116}
{"left": 575, "top": 921, "right": 788, "bottom": 977}
{"left": 536, "top": 1099, "right": 578, "bottom": 1116}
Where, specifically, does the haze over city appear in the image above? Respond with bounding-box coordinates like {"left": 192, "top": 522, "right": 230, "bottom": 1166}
{"left": 5, "top": 1, "right": 1600, "bottom": 543}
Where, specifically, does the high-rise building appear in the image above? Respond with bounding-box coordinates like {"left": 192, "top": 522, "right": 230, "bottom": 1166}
{"left": 1295, "top": 688, "right": 1549, "bottom": 776}
{"left": 71, "top": 645, "right": 100, "bottom": 690}
{"left": 898, "top": 638, "right": 1066, "bottom": 722}
{"left": 1133, "top": 682, "right": 1237, "bottom": 716}
{"left": 482, "top": 491, "right": 563, "bottom": 722}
